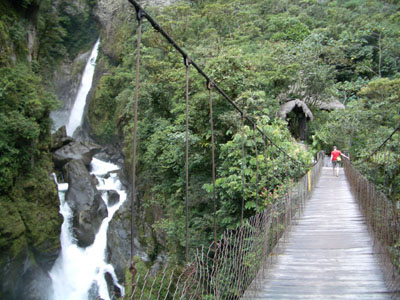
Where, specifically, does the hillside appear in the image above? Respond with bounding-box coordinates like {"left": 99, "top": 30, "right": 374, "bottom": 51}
{"left": 0, "top": 0, "right": 399, "bottom": 299}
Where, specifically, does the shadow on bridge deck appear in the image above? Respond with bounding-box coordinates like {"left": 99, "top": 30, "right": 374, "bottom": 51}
{"left": 243, "top": 166, "right": 396, "bottom": 299}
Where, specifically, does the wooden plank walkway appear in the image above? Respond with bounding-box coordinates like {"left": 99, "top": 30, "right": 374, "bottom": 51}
{"left": 243, "top": 166, "right": 393, "bottom": 299}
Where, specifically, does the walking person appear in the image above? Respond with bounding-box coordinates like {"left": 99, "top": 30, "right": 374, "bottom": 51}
{"left": 330, "top": 146, "right": 349, "bottom": 177}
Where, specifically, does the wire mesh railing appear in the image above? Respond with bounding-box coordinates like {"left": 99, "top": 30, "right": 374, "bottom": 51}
{"left": 126, "top": 0, "right": 314, "bottom": 293}
{"left": 343, "top": 126, "right": 400, "bottom": 294}
{"left": 129, "top": 151, "right": 324, "bottom": 299}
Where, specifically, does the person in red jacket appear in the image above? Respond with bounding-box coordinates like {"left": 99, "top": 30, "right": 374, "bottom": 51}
{"left": 330, "top": 146, "right": 349, "bottom": 177}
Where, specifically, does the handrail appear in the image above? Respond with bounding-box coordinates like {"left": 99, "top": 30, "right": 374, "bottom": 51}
{"left": 355, "top": 124, "right": 400, "bottom": 165}
{"left": 125, "top": 1, "right": 321, "bottom": 298}
{"left": 130, "top": 151, "right": 325, "bottom": 299}
{"left": 343, "top": 158, "right": 400, "bottom": 293}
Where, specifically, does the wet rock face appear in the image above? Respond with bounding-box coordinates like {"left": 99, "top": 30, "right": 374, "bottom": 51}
{"left": 51, "top": 126, "right": 74, "bottom": 151}
{"left": 20, "top": 264, "right": 52, "bottom": 300}
{"left": 53, "top": 140, "right": 102, "bottom": 168}
{"left": 1, "top": 247, "right": 56, "bottom": 300}
{"left": 51, "top": 126, "right": 107, "bottom": 248}
{"left": 51, "top": 51, "right": 90, "bottom": 131}
{"left": 64, "top": 159, "right": 108, "bottom": 247}
{"left": 107, "top": 189, "right": 152, "bottom": 282}
{"left": 51, "top": 126, "right": 101, "bottom": 169}
{"left": 94, "top": 0, "right": 177, "bottom": 62}
{"left": 107, "top": 190, "right": 120, "bottom": 206}
{"left": 107, "top": 199, "right": 131, "bottom": 281}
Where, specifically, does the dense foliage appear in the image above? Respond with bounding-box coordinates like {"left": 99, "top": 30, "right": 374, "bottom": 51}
{"left": 314, "top": 77, "right": 400, "bottom": 201}
{"left": 1, "top": 0, "right": 400, "bottom": 295}
{"left": 0, "top": 0, "right": 97, "bottom": 267}
{"left": 89, "top": 0, "right": 399, "bottom": 264}
{"left": 0, "top": 65, "right": 61, "bottom": 259}
{"left": 0, "top": 0, "right": 97, "bottom": 73}
{"left": 86, "top": 2, "right": 400, "bottom": 287}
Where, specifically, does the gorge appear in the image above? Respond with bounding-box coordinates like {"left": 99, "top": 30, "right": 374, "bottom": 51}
{"left": 1, "top": 0, "right": 399, "bottom": 299}
{"left": 50, "top": 39, "right": 127, "bottom": 300}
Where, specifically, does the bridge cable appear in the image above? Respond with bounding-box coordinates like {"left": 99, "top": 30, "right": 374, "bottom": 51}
{"left": 241, "top": 113, "right": 246, "bottom": 225}
{"left": 185, "top": 57, "right": 190, "bottom": 265}
{"left": 207, "top": 80, "right": 219, "bottom": 299}
{"left": 127, "top": 0, "right": 304, "bottom": 168}
{"left": 207, "top": 81, "right": 218, "bottom": 252}
{"left": 262, "top": 135, "right": 269, "bottom": 206}
{"left": 384, "top": 148, "right": 388, "bottom": 193}
{"left": 124, "top": 2, "right": 333, "bottom": 296}
{"left": 130, "top": 7, "right": 143, "bottom": 297}
{"left": 253, "top": 124, "right": 259, "bottom": 211}
{"left": 356, "top": 124, "right": 400, "bottom": 165}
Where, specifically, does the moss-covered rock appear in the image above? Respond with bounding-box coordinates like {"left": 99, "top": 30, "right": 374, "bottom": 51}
{"left": 12, "top": 156, "right": 62, "bottom": 254}
{"left": 0, "top": 199, "right": 27, "bottom": 256}
{"left": 0, "top": 154, "right": 62, "bottom": 299}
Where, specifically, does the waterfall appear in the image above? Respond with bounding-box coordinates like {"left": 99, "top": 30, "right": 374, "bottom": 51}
{"left": 66, "top": 38, "right": 100, "bottom": 137}
{"left": 50, "top": 160, "right": 127, "bottom": 300}
{"left": 50, "top": 38, "right": 127, "bottom": 300}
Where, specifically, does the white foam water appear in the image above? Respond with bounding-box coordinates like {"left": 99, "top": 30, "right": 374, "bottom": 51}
{"left": 50, "top": 158, "right": 127, "bottom": 300}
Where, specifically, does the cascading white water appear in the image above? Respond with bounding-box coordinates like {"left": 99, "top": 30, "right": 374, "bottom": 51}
{"left": 50, "top": 159, "right": 127, "bottom": 300}
{"left": 50, "top": 38, "right": 127, "bottom": 300}
{"left": 66, "top": 38, "right": 100, "bottom": 137}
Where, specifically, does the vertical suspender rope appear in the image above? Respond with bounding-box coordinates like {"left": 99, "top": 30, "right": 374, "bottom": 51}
{"left": 208, "top": 80, "right": 219, "bottom": 299}
{"left": 185, "top": 57, "right": 190, "bottom": 265}
{"left": 262, "top": 135, "right": 269, "bottom": 206}
{"left": 253, "top": 124, "right": 259, "bottom": 211}
{"left": 240, "top": 113, "right": 246, "bottom": 225}
{"left": 208, "top": 82, "right": 217, "bottom": 251}
{"left": 208, "top": 81, "right": 220, "bottom": 299}
{"left": 383, "top": 146, "right": 387, "bottom": 194}
{"left": 127, "top": 0, "right": 306, "bottom": 170}
{"left": 130, "top": 10, "right": 143, "bottom": 296}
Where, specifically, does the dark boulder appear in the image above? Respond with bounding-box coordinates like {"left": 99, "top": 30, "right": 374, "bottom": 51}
{"left": 107, "top": 190, "right": 120, "bottom": 206}
{"left": 91, "top": 174, "right": 99, "bottom": 186}
{"left": 104, "top": 271, "right": 123, "bottom": 299}
{"left": 51, "top": 125, "right": 74, "bottom": 151}
{"left": 64, "top": 159, "right": 108, "bottom": 247}
{"left": 53, "top": 140, "right": 102, "bottom": 169}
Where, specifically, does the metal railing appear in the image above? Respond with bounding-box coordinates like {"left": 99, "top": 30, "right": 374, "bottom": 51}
{"left": 129, "top": 151, "right": 324, "bottom": 299}
{"left": 344, "top": 155, "right": 400, "bottom": 293}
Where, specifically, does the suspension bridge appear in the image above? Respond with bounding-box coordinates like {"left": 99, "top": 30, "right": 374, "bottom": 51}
{"left": 125, "top": 1, "right": 400, "bottom": 299}
{"left": 243, "top": 159, "right": 394, "bottom": 299}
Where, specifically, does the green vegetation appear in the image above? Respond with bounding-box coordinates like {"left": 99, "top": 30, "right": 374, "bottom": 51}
{"left": 0, "top": 63, "right": 61, "bottom": 258}
{"left": 84, "top": 0, "right": 400, "bottom": 290}
{"left": 0, "top": 0, "right": 97, "bottom": 267}
{"left": 89, "top": 0, "right": 332, "bottom": 266}
{"left": 1, "top": 0, "right": 399, "bottom": 295}
{"left": 0, "top": 0, "right": 98, "bottom": 73}
{"left": 315, "top": 77, "right": 400, "bottom": 201}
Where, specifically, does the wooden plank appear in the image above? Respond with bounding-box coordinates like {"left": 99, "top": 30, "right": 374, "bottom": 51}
{"left": 242, "top": 167, "right": 394, "bottom": 299}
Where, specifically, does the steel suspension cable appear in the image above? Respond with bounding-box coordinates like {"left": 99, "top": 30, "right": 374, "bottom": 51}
{"left": 130, "top": 9, "right": 143, "bottom": 297}
{"left": 127, "top": 0, "right": 304, "bottom": 168}
{"left": 356, "top": 124, "right": 400, "bottom": 164}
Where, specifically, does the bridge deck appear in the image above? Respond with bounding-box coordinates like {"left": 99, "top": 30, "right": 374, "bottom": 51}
{"left": 243, "top": 166, "right": 392, "bottom": 299}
